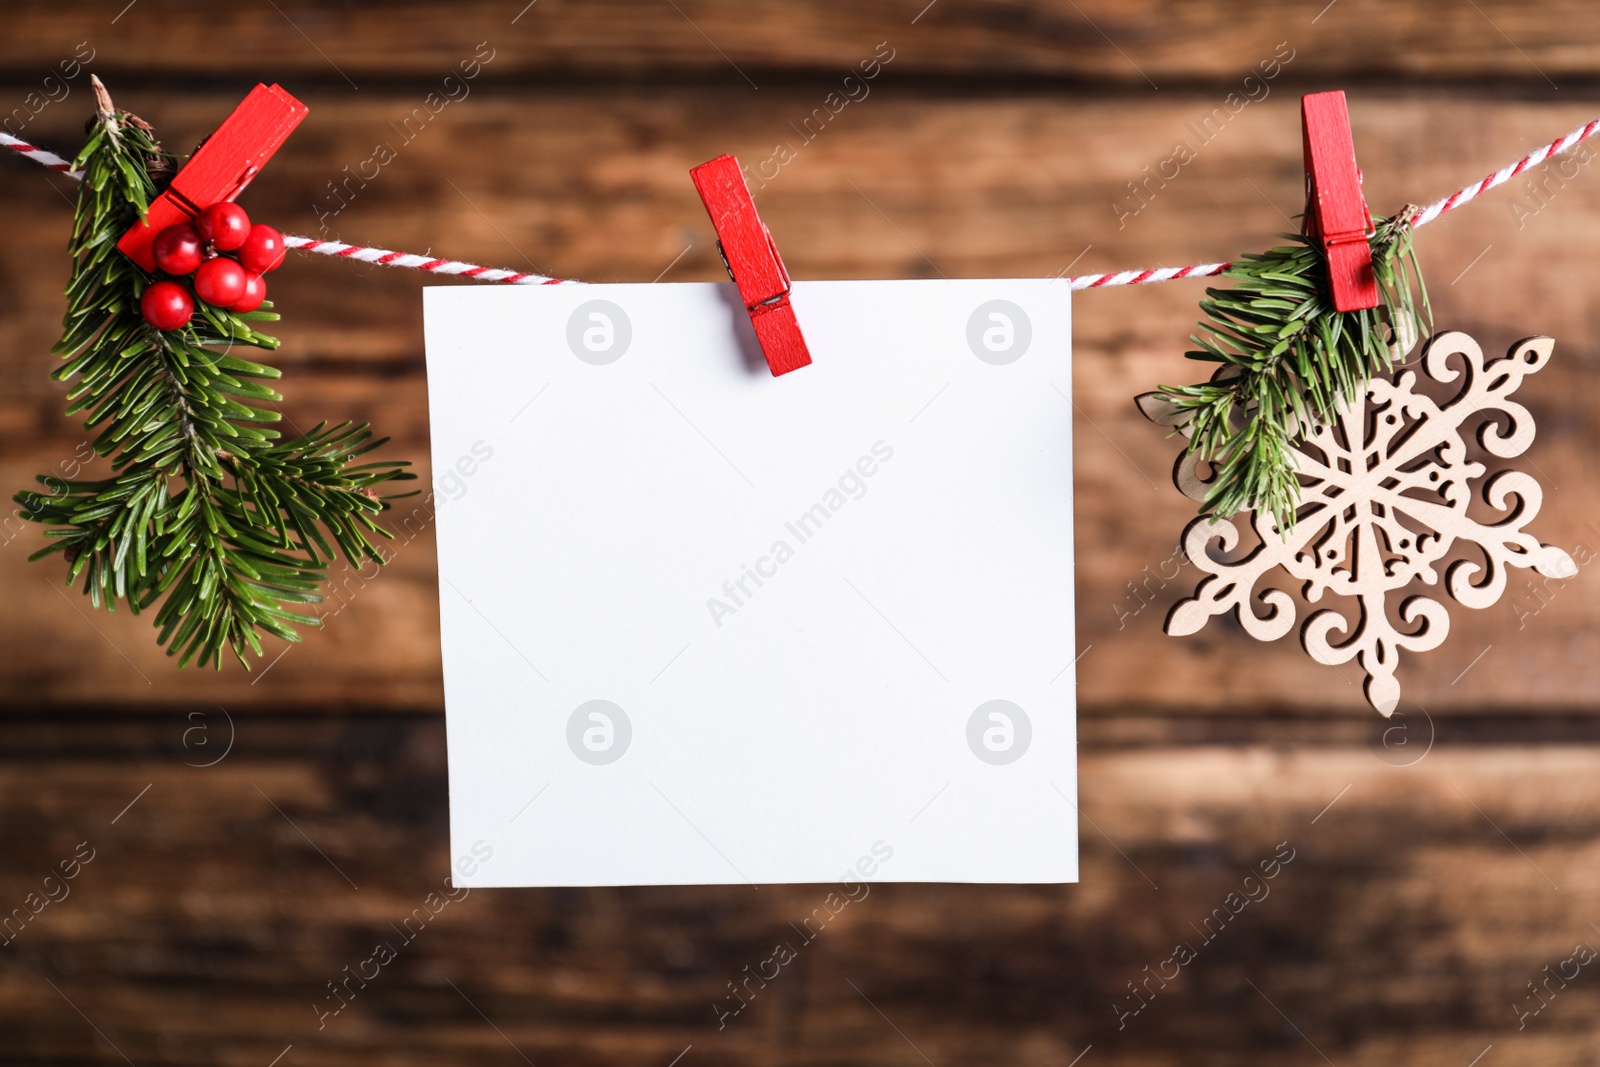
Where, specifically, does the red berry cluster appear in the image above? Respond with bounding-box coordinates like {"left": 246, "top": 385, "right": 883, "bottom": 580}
{"left": 138, "top": 202, "right": 287, "bottom": 331}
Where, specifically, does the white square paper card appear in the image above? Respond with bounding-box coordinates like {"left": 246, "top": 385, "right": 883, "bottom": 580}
{"left": 423, "top": 279, "right": 1077, "bottom": 886}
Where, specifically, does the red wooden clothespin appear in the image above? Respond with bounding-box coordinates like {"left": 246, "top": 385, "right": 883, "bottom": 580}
{"left": 690, "top": 154, "right": 811, "bottom": 376}
{"left": 118, "top": 84, "right": 308, "bottom": 271}
{"left": 1301, "top": 90, "right": 1378, "bottom": 312}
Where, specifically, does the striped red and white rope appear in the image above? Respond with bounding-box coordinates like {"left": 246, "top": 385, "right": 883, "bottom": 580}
{"left": 0, "top": 129, "right": 565, "bottom": 285}
{"left": 1411, "top": 117, "right": 1600, "bottom": 227}
{"left": 0, "top": 132, "right": 81, "bottom": 178}
{"left": 7, "top": 115, "right": 1600, "bottom": 291}
{"left": 279, "top": 236, "right": 560, "bottom": 285}
{"left": 1066, "top": 261, "right": 1232, "bottom": 290}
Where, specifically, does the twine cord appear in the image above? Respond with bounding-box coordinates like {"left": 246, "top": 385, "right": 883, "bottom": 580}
{"left": 5, "top": 115, "right": 1599, "bottom": 290}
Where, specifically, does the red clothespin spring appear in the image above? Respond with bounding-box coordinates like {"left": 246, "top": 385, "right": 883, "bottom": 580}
{"left": 1301, "top": 90, "right": 1378, "bottom": 312}
{"left": 118, "top": 83, "right": 308, "bottom": 271}
{"left": 690, "top": 154, "right": 811, "bottom": 376}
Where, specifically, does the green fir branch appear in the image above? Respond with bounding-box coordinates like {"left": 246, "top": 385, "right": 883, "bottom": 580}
{"left": 15, "top": 80, "right": 414, "bottom": 669}
{"left": 1156, "top": 213, "right": 1431, "bottom": 528}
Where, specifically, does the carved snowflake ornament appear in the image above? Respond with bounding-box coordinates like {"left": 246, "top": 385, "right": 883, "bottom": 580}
{"left": 1139, "top": 331, "right": 1576, "bottom": 715}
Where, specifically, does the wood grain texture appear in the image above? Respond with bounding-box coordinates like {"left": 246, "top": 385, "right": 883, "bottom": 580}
{"left": 2, "top": 715, "right": 1598, "bottom": 1065}
{"left": 3, "top": 1, "right": 1600, "bottom": 85}
{"left": 3, "top": 5, "right": 1600, "bottom": 1064}
{"left": 4, "top": 91, "right": 1600, "bottom": 714}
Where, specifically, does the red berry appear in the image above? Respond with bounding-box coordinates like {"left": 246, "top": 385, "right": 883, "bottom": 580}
{"left": 229, "top": 272, "right": 267, "bottom": 313}
{"left": 140, "top": 280, "right": 193, "bottom": 331}
{"left": 152, "top": 223, "right": 204, "bottom": 275}
{"left": 237, "top": 224, "right": 286, "bottom": 274}
{"left": 194, "top": 257, "right": 248, "bottom": 307}
{"left": 196, "top": 202, "right": 252, "bottom": 251}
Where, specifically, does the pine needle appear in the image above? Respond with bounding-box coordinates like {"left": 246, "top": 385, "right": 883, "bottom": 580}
{"left": 14, "top": 86, "right": 415, "bottom": 669}
{"left": 1156, "top": 214, "right": 1430, "bottom": 528}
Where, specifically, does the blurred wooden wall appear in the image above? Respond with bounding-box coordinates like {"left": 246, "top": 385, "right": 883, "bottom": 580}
{"left": 3, "top": 2, "right": 1600, "bottom": 1064}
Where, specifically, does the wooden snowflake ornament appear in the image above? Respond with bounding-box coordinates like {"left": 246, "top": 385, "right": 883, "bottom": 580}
{"left": 1139, "top": 331, "right": 1576, "bottom": 715}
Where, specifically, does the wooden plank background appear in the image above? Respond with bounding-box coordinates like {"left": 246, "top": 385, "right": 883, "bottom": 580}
{"left": 4, "top": 2, "right": 1600, "bottom": 1064}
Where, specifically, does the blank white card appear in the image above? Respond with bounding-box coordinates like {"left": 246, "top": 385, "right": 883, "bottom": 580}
{"left": 423, "top": 279, "right": 1077, "bottom": 885}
